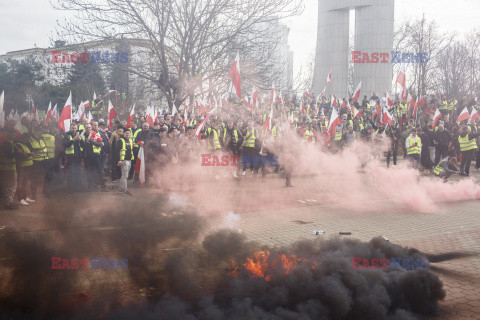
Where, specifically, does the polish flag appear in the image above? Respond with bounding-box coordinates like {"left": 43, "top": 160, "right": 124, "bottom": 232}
{"left": 340, "top": 99, "right": 346, "bottom": 109}
{"left": 107, "top": 100, "right": 117, "bottom": 130}
{"left": 0, "top": 90, "right": 4, "bottom": 127}
{"left": 134, "top": 146, "right": 146, "bottom": 187}
{"left": 327, "top": 106, "right": 341, "bottom": 140}
{"left": 270, "top": 83, "right": 276, "bottom": 103}
{"left": 383, "top": 107, "right": 394, "bottom": 126}
{"left": 354, "top": 107, "right": 362, "bottom": 118}
{"left": 373, "top": 102, "right": 382, "bottom": 123}
{"left": 171, "top": 104, "right": 178, "bottom": 116}
{"left": 330, "top": 95, "right": 337, "bottom": 107}
{"left": 386, "top": 91, "right": 393, "bottom": 107}
{"left": 74, "top": 101, "right": 86, "bottom": 121}
{"left": 327, "top": 69, "right": 333, "bottom": 83}
{"left": 183, "top": 105, "right": 188, "bottom": 126}
{"left": 263, "top": 108, "right": 273, "bottom": 134}
{"left": 412, "top": 98, "right": 419, "bottom": 119}
{"left": 58, "top": 92, "right": 72, "bottom": 132}
{"left": 52, "top": 104, "right": 58, "bottom": 118}
{"left": 305, "top": 91, "right": 313, "bottom": 98}
{"left": 471, "top": 108, "right": 480, "bottom": 121}
{"left": 288, "top": 112, "right": 294, "bottom": 124}
{"left": 321, "top": 87, "right": 326, "bottom": 97}
{"left": 396, "top": 64, "right": 406, "bottom": 88}
{"left": 351, "top": 81, "right": 362, "bottom": 103}
{"left": 145, "top": 106, "right": 154, "bottom": 127}
{"left": 93, "top": 91, "right": 97, "bottom": 101}
{"left": 418, "top": 96, "right": 426, "bottom": 108}
{"left": 456, "top": 107, "right": 470, "bottom": 124}
{"left": 126, "top": 104, "right": 135, "bottom": 128}
{"left": 252, "top": 86, "right": 258, "bottom": 106}
{"left": 433, "top": 108, "right": 442, "bottom": 128}
{"left": 86, "top": 112, "right": 93, "bottom": 124}
{"left": 44, "top": 102, "right": 52, "bottom": 125}
{"left": 228, "top": 53, "right": 242, "bottom": 99}
{"left": 195, "top": 107, "right": 217, "bottom": 140}
{"left": 278, "top": 91, "right": 284, "bottom": 104}
{"left": 400, "top": 86, "right": 407, "bottom": 100}
{"left": 31, "top": 101, "right": 35, "bottom": 116}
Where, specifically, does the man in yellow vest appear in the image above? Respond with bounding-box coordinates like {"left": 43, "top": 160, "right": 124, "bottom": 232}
{"left": 405, "top": 128, "right": 422, "bottom": 168}
{"left": 64, "top": 123, "right": 84, "bottom": 191}
{"left": 41, "top": 126, "right": 55, "bottom": 196}
{"left": 27, "top": 126, "right": 47, "bottom": 200}
{"left": 241, "top": 121, "right": 258, "bottom": 175}
{"left": 15, "top": 134, "right": 34, "bottom": 206}
{"left": 116, "top": 128, "right": 134, "bottom": 196}
{"left": 0, "top": 124, "right": 20, "bottom": 210}
{"left": 84, "top": 124, "right": 105, "bottom": 191}
{"left": 433, "top": 156, "right": 459, "bottom": 182}
{"left": 458, "top": 125, "right": 480, "bottom": 176}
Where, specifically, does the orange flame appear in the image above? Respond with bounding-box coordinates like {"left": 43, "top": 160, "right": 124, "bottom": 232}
{"left": 229, "top": 251, "right": 318, "bottom": 281}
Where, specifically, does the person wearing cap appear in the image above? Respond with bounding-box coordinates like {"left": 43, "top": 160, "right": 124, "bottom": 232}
{"left": 433, "top": 156, "right": 460, "bottom": 182}
{"left": 458, "top": 124, "right": 480, "bottom": 176}
{"left": 116, "top": 128, "right": 133, "bottom": 196}
{"left": 64, "top": 123, "right": 85, "bottom": 191}
{"left": 84, "top": 123, "right": 105, "bottom": 191}
{"left": 27, "top": 125, "right": 47, "bottom": 199}
{"left": 95, "top": 120, "right": 109, "bottom": 173}
{"left": 405, "top": 128, "right": 422, "bottom": 168}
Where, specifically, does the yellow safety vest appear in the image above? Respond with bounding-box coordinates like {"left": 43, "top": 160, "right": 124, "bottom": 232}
{"left": 407, "top": 136, "right": 421, "bottom": 155}
{"left": 0, "top": 141, "right": 16, "bottom": 171}
{"left": 16, "top": 143, "right": 33, "bottom": 167}
{"left": 334, "top": 130, "right": 342, "bottom": 141}
{"left": 433, "top": 158, "right": 448, "bottom": 176}
{"left": 302, "top": 130, "right": 315, "bottom": 143}
{"left": 66, "top": 134, "right": 84, "bottom": 155}
{"left": 211, "top": 129, "right": 221, "bottom": 150}
{"left": 29, "top": 137, "right": 46, "bottom": 162}
{"left": 119, "top": 138, "right": 134, "bottom": 161}
{"left": 42, "top": 133, "right": 55, "bottom": 159}
{"left": 458, "top": 134, "right": 477, "bottom": 152}
{"left": 244, "top": 129, "right": 256, "bottom": 148}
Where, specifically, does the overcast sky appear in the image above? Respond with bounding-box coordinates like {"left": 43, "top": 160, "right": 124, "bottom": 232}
{"left": 1, "top": 0, "right": 480, "bottom": 76}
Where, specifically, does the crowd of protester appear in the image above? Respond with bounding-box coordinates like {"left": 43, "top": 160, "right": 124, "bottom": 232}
{"left": 1, "top": 91, "right": 480, "bottom": 210}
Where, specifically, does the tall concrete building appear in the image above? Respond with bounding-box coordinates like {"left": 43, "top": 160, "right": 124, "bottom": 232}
{"left": 312, "top": 0, "right": 394, "bottom": 99}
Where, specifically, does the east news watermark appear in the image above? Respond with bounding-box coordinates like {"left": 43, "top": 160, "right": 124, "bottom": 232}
{"left": 351, "top": 51, "right": 429, "bottom": 64}
{"left": 51, "top": 257, "right": 128, "bottom": 269}
{"left": 51, "top": 51, "right": 129, "bottom": 64}
{"left": 351, "top": 257, "right": 429, "bottom": 270}
{"left": 201, "top": 154, "right": 278, "bottom": 167}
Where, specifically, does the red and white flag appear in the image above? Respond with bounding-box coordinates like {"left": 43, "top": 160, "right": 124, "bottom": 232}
{"left": 52, "top": 104, "right": 58, "bottom": 118}
{"left": 134, "top": 146, "right": 146, "bottom": 187}
{"left": 270, "top": 83, "right": 276, "bottom": 103}
{"left": 305, "top": 91, "right": 313, "bottom": 98}
{"left": 386, "top": 91, "right": 393, "bottom": 107}
{"left": 351, "top": 81, "right": 362, "bottom": 103}
{"left": 263, "top": 108, "right": 273, "bottom": 134}
{"left": 183, "top": 105, "right": 188, "bottom": 126}
{"left": 456, "top": 107, "right": 470, "bottom": 123}
{"left": 396, "top": 64, "right": 406, "bottom": 88}
{"left": 412, "top": 98, "right": 420, "bottom": 119}
{"left": 471, "top": 108, "right": 480, "bottom": 121}
{"left": 107, "top": 100, "right": 117, "bottom": 130}
{"left": 228, "top": 53, "right": 242, "bottom": 99}
{"left": 126, "top": 104, "right": 135, "bottom": 129}
{"left": 383, "top": 106, "right": 393, "bottom": 126}
{"left": 330, "top": 95, "right": 337, "bottom": 107}
{"left": 145, "top": 106, "right": 154, "bottom": 127}
{"left": 354, "top": 107, "right": 362, "bottom": 118}
{"left": 195, "top": 107, "right": 217, "bottom": 140}
{"left": 171, "top": 104, "right": 178, "bottom": 116}
{"left": 74, "top": 101, "right": 86, "bottom": 121}
{"left": 327, "top": 106, "right": 341, "bottom": 140}
{"left": 327, "top": 69, "right": 333, "bottom": 83}
{"left": 44, "top": 102, "right": 52, "bottom": 125}
{"left": 58, "top": 92, "right": 72, "bottom": 132}
{"left": 86, "top": 111, "right": 93, "bottom": 124}
{"left": 252, "top": 86, "right": 258, "bottom": 107}
{"left": 433, "top": 108, "right": 442, "bottom": 128}
{"left": 93, "top": 91, "right": 97, "bottom": 101}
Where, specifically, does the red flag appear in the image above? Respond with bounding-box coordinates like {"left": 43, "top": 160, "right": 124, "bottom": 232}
{"left": 327, "top": 69, "right": 332, "bottom": 83}
{"left": 418, "top": 96, "right": 426, "bottom": 108}
{"left": 107, "top": 100, "right": 117, "bottom": 130}
{"left": 134, "top": 146, "right": 146, "bottom": 187}
{"left": 330, "top": 95, "right": 337, "bottom": 107}
{"left": 433, "top": 108, "right": 442, "bottom": 128}
{"left": 351, "top": 81, "right": 362, "bottom": 103}
{"left": 305, "top": 91, "right": 312, "bottom": 98}
{"left": 228, "top": 53, "right": 242, "bottom": 99}
{"left": 412, "top": 98, "right": 419, "bottom": 119}
{"left": 252, "top": 86, "right": 258, "bottom": 107}
{"left": 58, "top": 92, "right": 72, "bottom": 132}
{"left": 340, "top": 99, "right": 346, "bottom": 109}
{"left": 456, "top": 107, "right": 470, "bottom": 123}
{"left": 327, "top": 107, "right": 341, "bottom": 139}
{"left": 126, "top": 104, "right": 135, "bottom": 129}
{"left": 373, "top": 102, "right": 382, "bottom": 123}
{"left": 44, "top": 102, "right": 52, "bottom": 125}
{"left": 195, "top": 107, "right": 217, "bottom": 140}
{"left": 386, "top": 91, "right": 393, "bottom": 107}
{"left": 270, "top": 83, "right": 276, "bottom": 102}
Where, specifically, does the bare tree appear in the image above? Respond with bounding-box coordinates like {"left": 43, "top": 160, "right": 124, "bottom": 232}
{"left": 53, "top": 0, "right": 302, "bottom": 110}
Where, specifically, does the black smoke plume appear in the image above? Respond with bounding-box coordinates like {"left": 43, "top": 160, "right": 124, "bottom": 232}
{"left": 0, "top": 195, "right": 445, "bottom": 319}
